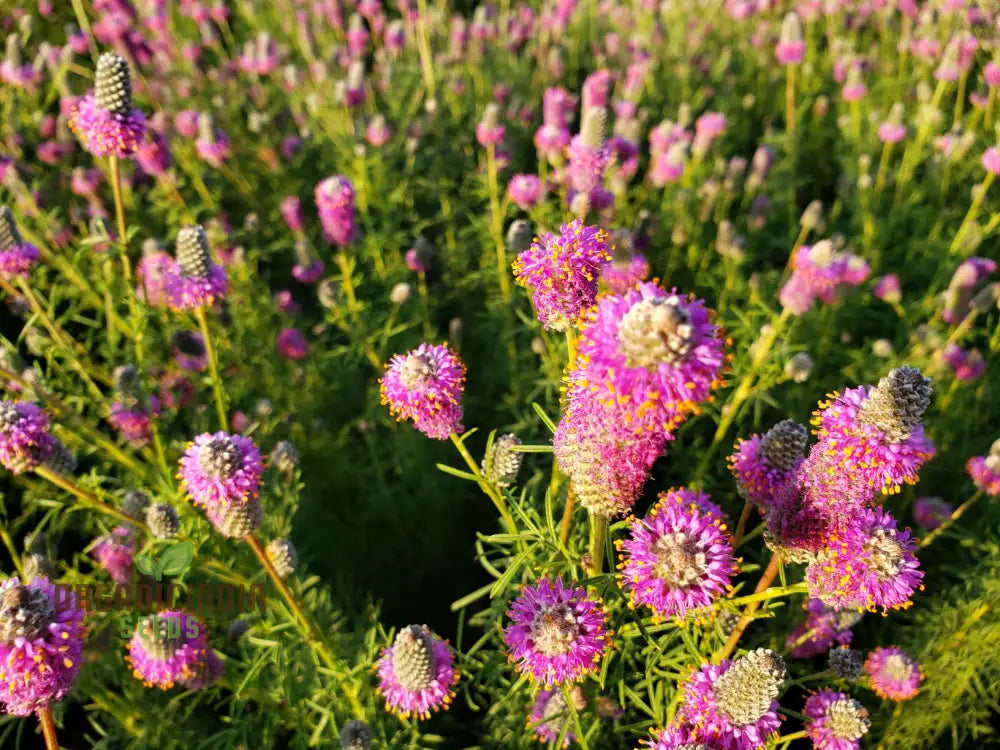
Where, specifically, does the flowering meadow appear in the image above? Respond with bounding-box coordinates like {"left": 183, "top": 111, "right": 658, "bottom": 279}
{"left": 2, "top": 0, "right": 1000, "bottom": 748}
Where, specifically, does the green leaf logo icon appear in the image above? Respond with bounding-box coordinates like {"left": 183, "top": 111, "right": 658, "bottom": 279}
{"left": 135, "top": 554, "right": 157, "bottom": 579}
{"left": 159, "top": 542, "right": 194, "bottom": 578}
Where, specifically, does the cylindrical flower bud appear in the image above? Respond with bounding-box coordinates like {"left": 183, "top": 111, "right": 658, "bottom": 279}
{"left": 265, "top": 538, "right": 298, "bottom": 578}
{"left": 483, "top": 433, "right": 522, "bottom": 487}
{"left": 827, "top": 647, "right": 864, "bottom": 679}
{"left": 121, "top": 489, "right": 150, "bottom": 519}
{"left": 269, "top": 440, "right": 298, "bottom": 474}
{"left": 175, "top": 225, "right": 212, "bottom": 278}
{"left": 42, "top": 438, "right": 76, "bottom": 476}
{"left": 759, "top": 420, "right": 808, "bottom": 470}
{"left": 785, "top": 351, "right": 813, "bottom": 382}
{"left": 146, "top": 503, "right": 180, "bottom": 539}
{"left": 340, "top": 719, "right": 374, "bottom": 750}
{"left": 506, "top": 220, "right": 533, "bottom": 253}
{"left": 580, "top": 107, "right": 607, "bottom": 150}
{"left": 856, "top": 366, "right": 932, "bottom": 442}
{"left": 94, "top": 52, "right": 133, "bottom": 116}
{"left": 0, "top": 206, "right": 24, "bottom": 251}
{"left": 713, "top": 648, "right": 786, "bottom": 725}
{"left": 390, "top": 282, "right": 411, "bottom": 305}
{"left": 800, "top": 200, "right": 824, "bottom": 230}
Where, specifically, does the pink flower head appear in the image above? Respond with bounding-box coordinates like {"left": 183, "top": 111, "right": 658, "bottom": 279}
{"left": 0, "top": 577, "right": 85, "bottom": 715}
{"left": 376, "top": 624, "right": 458, "bottom": 719}
{"left": 806, "top": 507, "right": 923, "bottom": 612}
{"left": 644, "top": 723, "right": 709, "bottom": 749}
{"left": 967, "top": 439, "right": 1000, "bottom": 496}
{"left": 728, "top": 420, "right": 808, "bottom": 509}
{"left": 92, "top": 526, "right": 135, "bottom": 584}
{"left": 69, "top": 53, "right": 146, "bottom": 158}
{"left": 780, "top": 241, "right": 870, "bottom": 315}
{"left": 127, "top": 610, "right": 223, "bottom": 690}
{"left": 943, "top": 257, "right": 996, "bottom": 324}
{"left": 600, "top": 251, "right": 650, "bottom": 294}
{"left": 873, "top": 274, "right": 901, "bottom": 304}
{"left": 380, "top": 343, "right": 465, "bottom": 440}
{"left": 194, "top": 125, "right": 231, "bottom": 167}
{"left": 785, "top": 598, "right": 859, "bottom": 658}
{"left": 315, "top": 175, "right": 357, "bottom": 247}
{"left": 136, "top": 249, "right": 175, "bottom": 307}
{"left": 529, "top": 688, "right": 585, "bottom": 746}
{"left": 534, "top": 123, "right": 571, "bottom": 159}
{"left": 864, "top": 647, "right": 921, "bottom": 701}
{"left": 280, "top": 196, "right": 304, "bottom": 233}
{"left": 877, "top": 122, "right": 907, "bottom": 143}
{"left": 366, "top": 115, "right": 392, "bottom": 147}
{"left": 568, "top": 282, "right": 725, "bottom": 433}
{"left": 136, "top": 130, "right": 170, "bottom": 175}
{"left": 164, "top": 226, "right": 228, "bottom": 311}
{"left": 0, "top": 400, "right": 55, "bottom": 474}
{"left": 476, "top": 103, "right": 505, "bottom": 147}
{"left": 775, "top": 41, "right": 805, "bottom": 64}
{"left": 0, "top": 206, "right": 38, "bottom": 280}
{"left": 807, "top": 368, "right": 934, "bottom": 500}
{"left": 109, "top": 402, "right": 152, "bottom": 447}
{"left": 679, "top": 649, "right": 785, "bottom": 750}
{"left": 178, "top": 432, "right": 264, "bottom": 537}
{"left": 512, "top": 220, "right": 611, "bottom": 331}
{"left": 174, "top": 110, "right": 200, "bottom": 137}
{"left": 985, "top": 61, "right": 1000, "bottom": 88}
{"left": 804, "top": 689, "right": 870, "bottom": 750}
{"left": 567, "top": 110, "right": 612, "bottom": 196}
{"left": 507, "top": 174, "right": 543, "bottom": 210}
{"left": 553, "top": 389, "right": 667, "bottom": 517}
{"left": 276, "top": 328, "right": 308, "bottom": 360}
{"left": 617, "top": 489, "right": 736, "bottom": 621}
{"left": 504, "top": 576, "right": 609, "bottom": 686}
{"left": 912, "top": 496, "right": 952, "bottom": 531}
{"left": 982, "top": 147, "right": 1000, "bottom": 175}
{"left": 941, "top": 344, "right": 985, "bottom": 381}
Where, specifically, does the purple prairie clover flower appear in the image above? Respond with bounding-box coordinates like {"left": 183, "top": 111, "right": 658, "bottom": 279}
{"left": 92, "top": 526, "right": 135, "bottom": 584}
{"left": 276, "top": 328, "right": 308, "bottom": 360}
{"left": 174, "top": 110, "right": 200, "bottom": 137}
{"left": 529, "top": 687, "right": 586, "bottom": 746}
{"left": 280, "top": 196, "right": 304, "bottom": 233}
{"left": 650, "top": 143, "right": 687, "bottom": 187}
{"left": 644, "top": 723, "right": 711, "bottom": 749}
{"left": 194, "top": 115, "right": 231, "bottom": 167}
{"left": 511, "top": 220, "right": 611, "bottom": 332}
{"left": 873, "top": 274, "right": 901, "bottom": 304}
{"left": 292, "top": 240, "right": 324, "bottom": 284}
{"left": 0, "top": 206, "right": 39, "bottom": 280}
{"left": 171, "top": 330, "right": 208, "bottom": 372}
{"left": 109, "top": 402, "right": 152, "bottom": 447}
{"left": 376, "top": 625, "right": 458, "bottom": 719}
{"left": 365, "top": 115, "right": 392, "bottom": 147}
{"left": 775, "top": 12, "right": 805, "bottom": 64}
{"left": 864, "top": 647, "right": 921, "bottom": 701}
{"left": 137, "top": 248, "right": 174, "bottom": 307}
{"left": 806, "top": 507, "right": 923, "bottom": 612}
{"left": 600, "top": 252, "right": 650, "bottom": 294}
{"left": 967, "top": 439, "right": 1000, "bottom": 496}
{"left": 780, "top": 241, "right": 870, "bottom": 315}
{"left": 0, "top": 400, "right": 56, "bottom": 474}
{"left": 0, "top": 577, "right": 85, "bottom": 716}
{"left": 803, "top": 689, "right": 870, "bottom": 750}
{"left": 568, "top": 282, "right": 725, "bottom": 433}
{"left": 504, "top": 576, "right": 609, "bottom": 686}
{"left": 764, "top": 484, "right": 846, "bottom": 564}
{"left": 982, "top": 147, "right": 1000, "bottom": 175}
{"left": 178, "top": 432, "right": 264, "bottom": 537}
{"left": 940, "top": 344, "right": 985, "bottom": 381}
{"left": 315, "top": 175, "right": 357, "bottom": 247}
{"left": 728, "top": 420, "right": 808, "bottom": 508}
{"left": 567, "top": 108, "right": 612, "bottom": 196}
{"left": 841, "top": 67, "right": 867, "bottom": 101}
{"left": 617, "top": 489, "right": 736, "bottom": 621}
{"left": 679, "top": 649, "right": 785, "bottom": 750}
{"left": 942, "top": 257, "right": 995, "bottom": 324}
{"left": 127, "top": 611, "right": 223, "bottom": 690}
{"left": 985, "top": 62, "right": 1000, "bottom": 88}
{"left": 406, "top": 239, "right": 433, "bottom": 273}
{"left": 136, "top": 130, "right": 170, "bottom": 175}
{"left": 475, "top": 103, "right": 505, "bottom": 147}
{"left": 808, "top": 367, "right": 934, "bottom": 499}
{"left": 553, "top": 390, "right": 667, "bottom": 516}
{"left": 164, "top": 225, "right": 228, "bottom": 311}
{"left": 877, "top": 105, "right": 907, "bottom": 143}
{"left": 912, "top": 496, "right": 953, "bottom": 531}
{"left": 785, "top": 598, "right": 860, "bottom": 659}
{"left": 379, "top": 343, "right": 465, "bottom": 440}
{"left": 69, "top": 52, "right": 146, "bottom": 158}
{"left": 534, "top": 123, "right": 571, "bottom": 160}
{"left": 507, "top": 174, "right": 543, "bottom": 210}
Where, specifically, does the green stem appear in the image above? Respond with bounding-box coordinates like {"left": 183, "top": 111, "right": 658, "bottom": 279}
{"left": 486, "top": 144, "right": 512, "bottom": 303}
{"left": 244, "top": 533, "right": 365, "bottom": 718}
{"left": 918, "top": 489, "right": 984, "bottom": 549}
{"left": 194, "top": 306, "right": 228, "bottom": 432}
{"left": 589, "top": 514, "right": 607, "bottom": 575}
{"left": 449, "top": 432, "right": 519, "bottom": 537}
{"left": 950, "top": 172, "right": 995, "bottom": 255}
{"left": 109, "top": 156, "right": 145, "bottom": 368}
{"left": 37, "top": 706, "right": 59, "bottom": 750}
{"left": 34, "top": 466, "right": 150, "bottom": 532}
{"left": 715, "top": 553, "right": 781, "bottom": 662}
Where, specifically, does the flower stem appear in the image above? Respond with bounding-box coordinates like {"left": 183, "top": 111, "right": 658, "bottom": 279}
{"left": 449, "top": 432, "right": 519, "bottom": 537}
{"left": 714, "top": 553, "right": 781, "bottom": 662}
{"left": 785, "top": 64, "right": 797, "bottom": 141}
{"left": 558, "top": 486, "right": 576, "bottom": 546}
{"left": 589, "top": 514, "right": 607, "bottom": 575}
{"left": 918, "top": 489, "right": 984, "bottom": 549}
{"left": 486, "top": 144, "right": 512, "bottom": 303}
{"left": 950, "top": 172, "right": 995, "bottom": 255}
{"left": 194, "top": 306, "right": 228, "bottom": 432}
{"left": 732, "top": 501, "right": 753, "bottom": 547}
{"left": 109, "top": 156, "right": 145, "bottom": 368}
{"left": 37, "top": 706, "right": 59, "bottom": 750}
{"left": 244, "top": 532, "right": 365, "bottom": 718}
{"left": 35, "top": 465, "right": 150, "bottom": 532}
